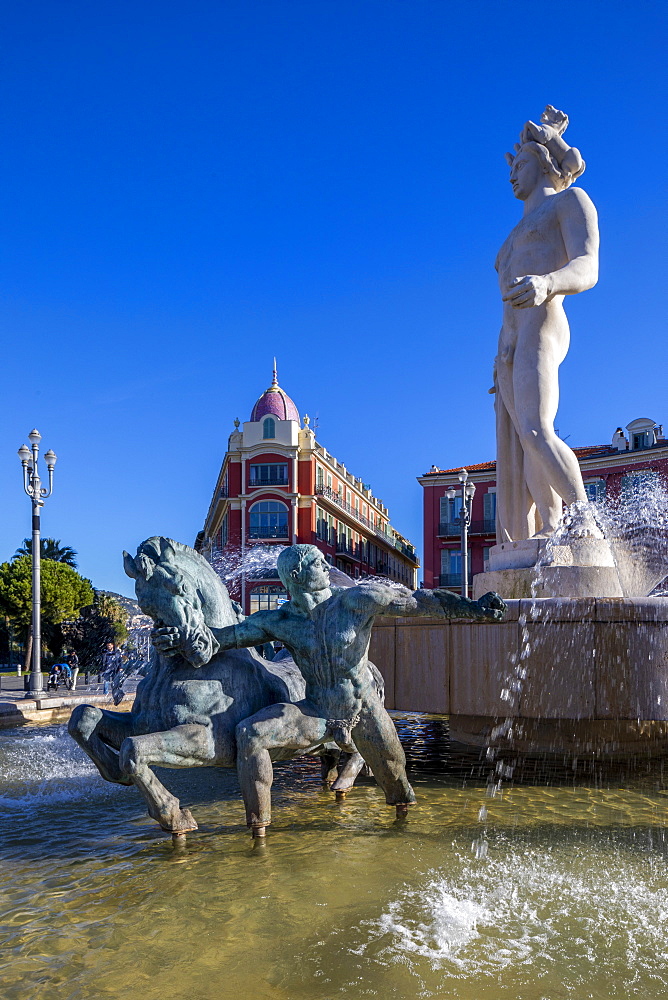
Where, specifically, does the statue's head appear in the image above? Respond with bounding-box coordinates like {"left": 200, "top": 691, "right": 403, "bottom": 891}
{"left": 507, "top": 143, "right": 557, "bottom": 199}
{"left": 505, "top": 105, "right": 585, "bottom": 197}
{"left": 277, "top": 544, "right": 331, "bottom": 597}
{"left": 123, "top": 536, "right": 238, "bottom": 629}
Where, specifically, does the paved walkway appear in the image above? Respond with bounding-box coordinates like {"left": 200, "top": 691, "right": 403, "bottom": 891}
{"left": 0, "top": 674, "right": 138, "bottom": 728}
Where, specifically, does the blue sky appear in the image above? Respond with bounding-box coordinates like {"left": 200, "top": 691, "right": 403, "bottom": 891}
{"left": 1, "top": 1, "right": 666, "bottom": 596}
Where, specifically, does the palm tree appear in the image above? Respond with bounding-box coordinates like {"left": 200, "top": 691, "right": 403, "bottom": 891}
{"left": 13, "top": 537, "right": 78, "bottom": 568}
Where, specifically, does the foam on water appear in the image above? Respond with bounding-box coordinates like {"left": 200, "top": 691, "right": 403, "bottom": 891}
{"left": 0, "top": 726, "right": 121, "bottom": 809}
{"left": 359, "top": 846, "right": 668, "bottom": 980}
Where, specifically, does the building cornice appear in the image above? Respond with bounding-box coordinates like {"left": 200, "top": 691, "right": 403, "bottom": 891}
{"left": 418, "top": 444, "right": 668, "bottom": 487}
{"left": 578, "top": 447, "right": 668, "bottom": 471}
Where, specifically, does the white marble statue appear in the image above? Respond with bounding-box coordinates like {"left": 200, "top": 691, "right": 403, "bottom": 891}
{"left": 494, "top": 106, "right": 603, "bottom": 542}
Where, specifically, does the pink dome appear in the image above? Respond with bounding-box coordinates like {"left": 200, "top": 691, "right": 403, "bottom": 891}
{"left": 250, "top": 364, "right": 300, "bottom": 423}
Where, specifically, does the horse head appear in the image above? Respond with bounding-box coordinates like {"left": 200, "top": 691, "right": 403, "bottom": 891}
{"left": 123, "top": 537, "right": 239, "bottom": 632}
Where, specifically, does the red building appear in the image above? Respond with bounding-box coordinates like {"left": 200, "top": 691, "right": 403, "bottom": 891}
{"left": 197, "top": 367, "right": 419, "bottom": 613}
{"left": 418, "top": 417, "right": 668, "bottom": 595}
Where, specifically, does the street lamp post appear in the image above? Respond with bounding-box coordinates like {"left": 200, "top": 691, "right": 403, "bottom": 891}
{"left": 446, "top": 469, "right": 476, "bottom": 596}
{"left": 18, "top": 430, "right": 57, "bottom": 699}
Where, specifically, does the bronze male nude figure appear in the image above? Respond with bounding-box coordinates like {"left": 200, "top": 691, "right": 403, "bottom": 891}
{"left": 155, "top": 544, "right": 505, "bottom": 836}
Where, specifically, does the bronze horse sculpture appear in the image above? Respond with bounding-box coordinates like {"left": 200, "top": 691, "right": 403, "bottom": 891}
{"left": 69, "top": 537, "right": 367, "bottom": 839}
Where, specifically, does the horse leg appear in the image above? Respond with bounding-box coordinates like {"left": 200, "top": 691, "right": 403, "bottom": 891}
{"left": 331, "top": 751, "right": 366, "bottom": 793}
{"left": 235, "top": 701, "right": 328, "bottom": 836}
{"left": 68, "top": 705, "right": 135, "bottom": 785}
{"left": 118, "top": 723, "right": 216, "bottom": 834}
{"left": 319, "top": 747, "right": 341, "bottom": 789}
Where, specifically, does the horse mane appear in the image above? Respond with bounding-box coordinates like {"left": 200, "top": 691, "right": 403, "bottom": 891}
{"left": 138, "top": 536, "right": 239, "bottom": 628}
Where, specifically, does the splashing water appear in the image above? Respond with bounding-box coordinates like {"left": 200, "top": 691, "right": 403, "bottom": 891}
{"left": 209, "top": 543, "right": 361, "bottom": 591}
{"left": 478, "top": 478, "right": 668, "bottom": 855}
{"left": 210, "top": 543, "right": 286, "bottom": 583}
{"left": 594, "top": 477, "right": 668, "bottom": 596}
{"left": 0, "top": 728, "right": 122, "bottom": 810}
{"left": 359, "top": 847, "right": 668, "bottom": 982}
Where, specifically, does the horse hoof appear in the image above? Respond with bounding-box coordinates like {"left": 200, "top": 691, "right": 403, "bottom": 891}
{"left": 322, "top": 780, "right": 333, "bottom": 790}
{"left": 172, "top": 832, "right": 187, "bottom": 847}
{"left": 335, "top": 790, "right": 347, "bottom": 801}
{"left": 395, "top": 803, "right": 409, "bottom": 819}
{"left": 251, "top": 825, "right": 267, "bottom": 839}
{"left": 159, "top": 808, "right": 198, "bottom": 834}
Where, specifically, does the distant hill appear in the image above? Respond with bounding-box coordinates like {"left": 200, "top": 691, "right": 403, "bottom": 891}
{"left": 100, "top": 591, "right": 143, "bottom": 617}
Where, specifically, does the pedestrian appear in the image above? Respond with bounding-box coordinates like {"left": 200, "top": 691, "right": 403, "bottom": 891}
{"left": 67, "top": 650, "right": 80, "bottom": 691}
{"left": 100, "top": 642, "right": 123, "bottom": 695}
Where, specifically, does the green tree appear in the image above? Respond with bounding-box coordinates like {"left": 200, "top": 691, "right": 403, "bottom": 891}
{"left": 62, "top": 591, "right": 129, "bottom": 673}
{"left": 0, "top": 557, "right": 94, "bottom": 665}
{"left": 13, "top": 537, "right": 78, "bottom": 568}
{"left": 95, "top": 593, "right": 128, "bottom": 645}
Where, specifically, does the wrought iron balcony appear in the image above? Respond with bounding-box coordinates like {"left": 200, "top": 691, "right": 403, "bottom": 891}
{"left": 315, "top": 484, "right": 416, "bottom": 559}
{"left": 437, "top": 519, "right": 495, "bottom": 537}
{"left": 439, "top": 573, "right": 462, "bottom": 588}
{"left": 336, "top": 540, "right": 361, "bottom": 560}
{"left": 248, "top": 525, "right": 290, "bottom": 539}
{"left": 249, "top": 478, "right": 289, "bottom": 488}
{"left": 247, "top": 567, "right": 281, "bottom": 580}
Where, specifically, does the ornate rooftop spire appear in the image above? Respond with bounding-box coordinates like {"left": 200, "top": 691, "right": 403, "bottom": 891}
{"left": 250, "top": 363, "right": 300, "bottom": 424}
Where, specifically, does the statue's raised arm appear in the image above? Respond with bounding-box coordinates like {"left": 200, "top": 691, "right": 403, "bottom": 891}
{"left": 342, "top": 578, "right": 506, "bottom": 622}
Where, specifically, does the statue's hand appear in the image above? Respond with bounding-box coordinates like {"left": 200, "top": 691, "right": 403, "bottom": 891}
{"left": 503, "top": 274, "right": 552, "bottom": 309}
{"left": 151, "top": 626, "right": 183, "bottom": 655}
{"left": 475, "top": 592, "right": 506, "bottom": 622}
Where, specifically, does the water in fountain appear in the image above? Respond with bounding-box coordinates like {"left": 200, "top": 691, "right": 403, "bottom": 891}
{"left": 3, "top": 718, "right": 668, "bottom": 1000}
{"left": 594, "top": 476, "right": 668, "bottom": 596}
{"left": 474, "top": 481, "right": 668, "bottom": 858}
{"left": 209, "top": 542, "right": 358, "bottom": 592}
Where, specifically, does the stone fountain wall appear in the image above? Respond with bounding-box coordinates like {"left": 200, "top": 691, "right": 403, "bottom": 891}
{"left": 370, "top": 598, "right": 668, "bottom": 754}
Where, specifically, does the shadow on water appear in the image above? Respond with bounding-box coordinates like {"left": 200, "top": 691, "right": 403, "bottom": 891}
{"left": 397, "top": 712, "right": 668, "bottom": 789}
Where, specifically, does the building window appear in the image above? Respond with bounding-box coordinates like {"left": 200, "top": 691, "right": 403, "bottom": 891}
{"left": 440, "top": 496, "right": 462, "bottom": 524}
{"left": 316, "top": 507, "right": 328, "bottom": 541}
{"left": 263, "top": 417, "right": 276, "bottom": 439}
{"left": 440, "top": 548, "right": 462, "bottom": 586}
{"left": 483, "top": 491, "right": 496, "bottom": 526}
{"left": 621, "top": 470, "right": 658, "bottom": 498}
{"left": 250, "top": 584, "right": 287, "bottom": 613}
{"left": 249, "top": 500, "right": 289, "bottom": 538}
{"left": 583, "top": 479, "right": 606, "bottom": 503}
{"left": 218, "top": 514, "right": 228, "bottom": 549}
{"left": 483, "top": 545, "right": 491, "bottom": 568}
{"left": 316, "top": 465, "right": 324, "bottom": 488}
{"left": 250, "top": 463, "right": 288, "bottom": 486}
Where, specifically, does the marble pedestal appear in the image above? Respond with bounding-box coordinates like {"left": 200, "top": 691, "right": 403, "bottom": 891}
{"left": 473, "top": 537, "right": 623, "bottom": 600}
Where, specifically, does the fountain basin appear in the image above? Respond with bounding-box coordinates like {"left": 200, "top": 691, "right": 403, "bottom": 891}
{"left": 3, "top": 718, "right": 668, "bottom": 1000}
{"left": 370, "top": 598, "right": 668, "bottom": 754}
